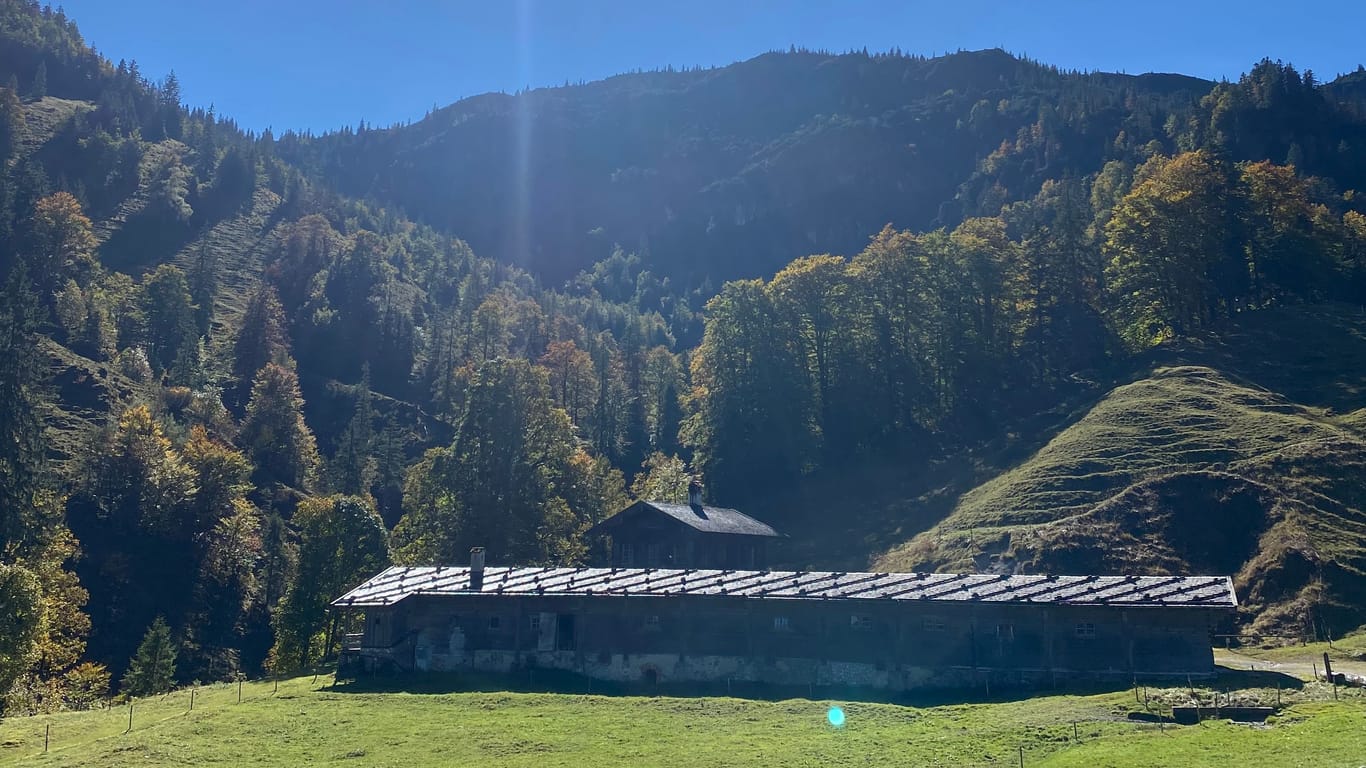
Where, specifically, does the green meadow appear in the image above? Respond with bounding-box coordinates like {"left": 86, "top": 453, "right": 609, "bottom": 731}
{"left": 3, "top": 668, "right": 1362, "bottom": 768}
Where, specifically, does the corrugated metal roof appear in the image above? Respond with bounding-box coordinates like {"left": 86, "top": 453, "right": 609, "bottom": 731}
{"left": 588, "top": 500, "right": 782, "bottom": 537}
{"left": 332, "top": 566, "right": 1238, "bottom": 610}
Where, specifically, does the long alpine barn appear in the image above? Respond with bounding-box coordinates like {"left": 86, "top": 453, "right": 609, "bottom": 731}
{"left": 332, "top": 550, "right": 1236, "bottom": 692}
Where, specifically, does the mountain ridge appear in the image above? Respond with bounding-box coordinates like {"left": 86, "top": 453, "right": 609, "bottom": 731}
{"left": 273, "top": 47, "right": 1229, "bottom": 288}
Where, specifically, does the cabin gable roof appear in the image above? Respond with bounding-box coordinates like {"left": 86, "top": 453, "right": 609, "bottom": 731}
{"left": 587, "top": 499, "right": 781, "bottom": 538}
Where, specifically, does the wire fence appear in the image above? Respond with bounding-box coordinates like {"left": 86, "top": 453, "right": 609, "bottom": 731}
{"left": 5, "top": 668, "right": 1362, "bottom": 764}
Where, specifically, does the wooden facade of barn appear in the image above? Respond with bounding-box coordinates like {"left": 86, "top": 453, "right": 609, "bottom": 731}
{"left": 333, "top": 557, "right": 1236, "bottom": 691}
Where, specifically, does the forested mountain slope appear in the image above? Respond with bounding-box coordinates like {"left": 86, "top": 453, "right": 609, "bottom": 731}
{"left": 3, "top": 0, "right": 1366, "bottom": 716}
{"left": 276, "top": 50, "right": 1218, "bottom": 286}
{"left": 277, "top": 49, "right": 1366, "bottom": 291}
{"left": 0, "top": 1, "right": 673, "bottom": 709}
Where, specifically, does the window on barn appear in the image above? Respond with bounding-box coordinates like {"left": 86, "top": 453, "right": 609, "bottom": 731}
{"left": 773, "top": 616, "right": 791, "bottom": 632}
{"left": 996, "top": 624, "right": 1015, "bottom": 642}
{"left": 556, "top": 614, "right": 577, "bottom": 651}
{"left": 643, "top": 615, "right": 661, "bottom": 631}
{"left": 1075, "top": 622, "right": 1097, "bottom": 640}
{"left": 850, "top": 614, "right": 874, "bottom": 631}
{"left": 488, "top": 615, "right": 501, "bottom": 630}
{"left": 620, "top": 542, "right": 635, "bottom": 566}
{"left": 923, "top": 617, "right": 946, "bottom": 632}
{"left": 529, "top": 614, "right": 541, "bottom": 631}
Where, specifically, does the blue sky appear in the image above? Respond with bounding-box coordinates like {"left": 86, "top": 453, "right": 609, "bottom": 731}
{"left": 59, "top": 0, "right": 1366, "bottom": 134}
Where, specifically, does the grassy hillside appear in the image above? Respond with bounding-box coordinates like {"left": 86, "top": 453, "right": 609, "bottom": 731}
{"left": 876, "top": 305, "right": 1366, "bottom": 636}
{"left": 17, "top": 96, "right": 290, "bottom": 463}
{"left": 0, "top": 671, "right": 1361, "bottom": 768}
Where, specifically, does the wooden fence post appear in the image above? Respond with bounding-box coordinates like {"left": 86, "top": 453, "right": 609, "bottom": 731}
{"left": 125, "top": 704, "right": 133, "bottom": 734}
{"left": 237, "top": 678, "right": 243, "bottom": 704}
{"left": 44, "top": 723, "right": 49, "bottom": 753}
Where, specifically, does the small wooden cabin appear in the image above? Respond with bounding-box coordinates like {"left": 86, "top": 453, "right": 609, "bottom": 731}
{"left": 585, "top": 484, "right": 781, "bottom": 569}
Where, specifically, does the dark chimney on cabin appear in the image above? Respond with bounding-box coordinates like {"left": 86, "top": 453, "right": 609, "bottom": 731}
{"left": 469, "top": 547, "right": 485, "bottom": 591}
{"left": 688, "top": 479, "right": 704, "bottom": 510}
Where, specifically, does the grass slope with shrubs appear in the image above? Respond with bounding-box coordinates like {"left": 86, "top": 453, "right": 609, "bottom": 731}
{"left": 877, "top": 305, "right": 1366, "bottom": 636}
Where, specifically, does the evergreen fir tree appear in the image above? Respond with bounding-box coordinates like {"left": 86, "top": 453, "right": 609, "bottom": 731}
{"left": 120, "top": 617, "right": 177, "bottom": 696}
{"left": 327, "top": 365, "right": 375, "bottom": 496}
{"left": 0, "top": 263, "right": 49, "bottom": 555}
{"left": 231, "top": 285, "right": 289, "bottom": 394}
{"left": 187, "top": 243, "right": 217, "bottom": 338}
{"left": 239, "top": 361, "right": 319, "bottom": 490}
{"left": 28, "top": 61, "right": 46, "bottom": 99}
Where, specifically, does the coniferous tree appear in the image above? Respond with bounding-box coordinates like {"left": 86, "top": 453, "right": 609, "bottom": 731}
{"left": 187, "top": 243, "right": 217, "bottom": 337}
{"left": 138, "top": 264, "right": 197, "bottom": 375}
{"left": 258, "top": 511, "right": 296, "bottom": 610}
{"left": 231, "top": 285, "right": 289, "bottom": 394}
{"left": 120, "top": 617, "right": 176, "bottom": 697}
{"left": 239, "top": 361, "right": 319, "bottom": 490}
{"left": 0, "top": 85, "right": 24, "bottom": 166}
{"left": 327, "top": 365, "right": 376, "bottom": 496}
{"left": 28, "top": 60, "right": 46, "bottom": 99}
{"left": 369, "top": 415, "right": 408, "bottom": 527}
{"left": 0, "top": 264, "right": 47, "bottom": 553}
{"left": 159, "top": 70, "right": 182, "bottom": 140}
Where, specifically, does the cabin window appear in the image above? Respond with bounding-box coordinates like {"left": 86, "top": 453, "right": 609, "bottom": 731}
{"left": 996, "top": 623, "right": 1015, "bottom": 642}
{"left": 850, "top": 614, "right": 874, "bottom": 631}
{"left": 488, "top": 615, "right": 501, "bottom": 630}
{"left": 772, "top": 616, "right": 791, "bottom": 632}
{"left": 556, "top": 614, "right": 577, "bottom": 651}
{"left": 643, "top": 615, "right": 661, "bottom": 632}
{"left": 529, "top": 614, "right": 541, "bottom": 631}
{"left": 1075, "top": 622, "right": 1097, "bottom": 640}
{"left": 620, "top": 542, "right": 635, "bottom": 566}
{"left": 923, "top": 617, "right": 946, "bottom": 632}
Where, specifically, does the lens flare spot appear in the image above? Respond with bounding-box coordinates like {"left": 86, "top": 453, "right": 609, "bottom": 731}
{"left": 827, "top": 706, "right": 846, "bottom": 728}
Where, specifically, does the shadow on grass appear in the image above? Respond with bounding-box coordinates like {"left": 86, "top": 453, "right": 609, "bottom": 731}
{"left": 1212, "top": 665, "right": 1306, "bottom": 690}
{"left": 326, "top": 666, "right": 1158, "bottom": 707}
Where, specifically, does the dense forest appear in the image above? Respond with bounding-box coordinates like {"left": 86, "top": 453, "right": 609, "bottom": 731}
{"left": 2, "top": 0, "right": 1366, "bottom": 716}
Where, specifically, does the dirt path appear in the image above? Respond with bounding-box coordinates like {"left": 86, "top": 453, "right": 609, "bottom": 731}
{"left": 1215, "top": 648, "right": 1366, "bottom": 681}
